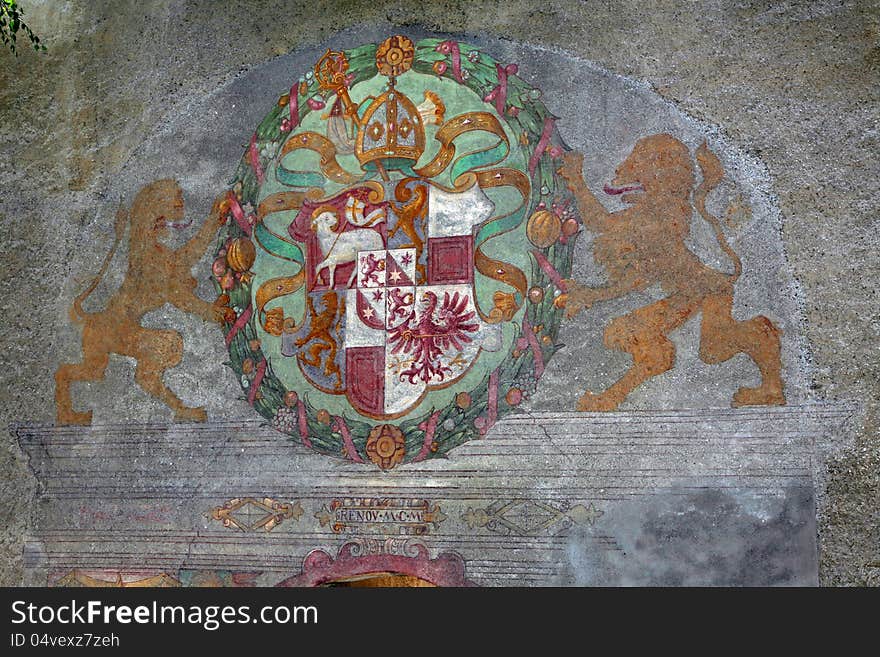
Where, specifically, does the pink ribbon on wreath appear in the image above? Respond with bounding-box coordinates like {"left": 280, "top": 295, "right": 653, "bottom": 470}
{"left": 531, "top": 249, "right": 568, "bottom": 293}
{"left": 436, "top": 40, "right": 464, "bottom": 83}
{"left": 412, "top": 411, "right": 442, "bottom": 463}
{"left": 226, "top": 193, "right": 252, "bottom": 236}
{"left": 281, "top": 83, "right": 300, "bottom": 132}
{"left": 247, "top": 358, "right": 267, "bottom": 405}
{"left": 332, "top": 416, "right": 364, "bottom": 463}
{"left": 296, "top": 399, "right": 312, "bottom": 448}
{"left": 484, "top": 62, "right": 518, "bottom": 116}
{"left": 225, "top": 304, "right": 253, "bottom": 347}
{"left": 521, "top": 318, "right": 546, "bottom": 380}
{"left": 248, "top": 133, "right": 265, "bottom": 185}
{"left": 528, "top": 116, "right": 556, "bottom": 179}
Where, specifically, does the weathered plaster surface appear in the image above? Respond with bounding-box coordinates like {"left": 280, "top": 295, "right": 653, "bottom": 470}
{"left": 0, "top": 0, "right": 877, "bottom": 585}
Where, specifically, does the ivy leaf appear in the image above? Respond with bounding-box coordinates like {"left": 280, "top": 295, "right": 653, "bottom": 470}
{"left": 1, "top": 0, "right": 45, "bottom": 56}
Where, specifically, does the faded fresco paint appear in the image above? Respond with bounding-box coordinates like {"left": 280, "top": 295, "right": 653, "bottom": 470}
{"left": 211, "top": 36, "right": 574, "bottom": 468}
{"left": 12, "top": 29, "right": 857, "bottom": 587}
{"left": 555, "top": 138, "right": 784, "bottom": 411}
{"left": 55, "top": 181, "right": 230, "bottom": 425}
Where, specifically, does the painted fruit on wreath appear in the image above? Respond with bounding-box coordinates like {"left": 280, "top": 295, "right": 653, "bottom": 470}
{"left": 214, "top": 35, "right": 580, "bottom": 469}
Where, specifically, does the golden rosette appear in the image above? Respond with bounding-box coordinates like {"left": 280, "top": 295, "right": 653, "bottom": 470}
{"left": 366, "top": 424, "right": 406, "bottom": 469}
{"left": 376, "top": 35, "right": 414, "bottom": 78}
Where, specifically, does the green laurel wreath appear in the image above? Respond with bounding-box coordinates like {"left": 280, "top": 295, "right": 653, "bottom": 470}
{"left": 216, "top": 38, "right": 579, "bottom": 467}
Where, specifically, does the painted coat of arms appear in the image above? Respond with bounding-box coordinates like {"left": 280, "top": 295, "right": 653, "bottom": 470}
{"left": 213, "top": 35, "right": 579, "bottom": 468}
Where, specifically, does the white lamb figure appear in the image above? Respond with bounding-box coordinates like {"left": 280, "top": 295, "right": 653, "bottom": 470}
{"left": 310, "top": 207, "right": 384, "bottom": 288}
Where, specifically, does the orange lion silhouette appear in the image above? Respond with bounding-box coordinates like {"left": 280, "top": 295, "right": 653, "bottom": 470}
{"left": 555, "top": 134, "right": 785, "bottom": 411}
{"left": 55, "top": 180, "right": 228, "bottom": 425}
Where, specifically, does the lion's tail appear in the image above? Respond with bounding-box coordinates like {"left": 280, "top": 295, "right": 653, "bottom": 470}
{"left": 695, "top": 142, "right": 742, "bottom": 282}
{"left": 70, "top": 203, "right": 129, "bottom": 324}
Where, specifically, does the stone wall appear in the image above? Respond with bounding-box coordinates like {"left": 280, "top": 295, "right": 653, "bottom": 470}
{"left": 1, "top": 0, "right": 877, "bottom": 585}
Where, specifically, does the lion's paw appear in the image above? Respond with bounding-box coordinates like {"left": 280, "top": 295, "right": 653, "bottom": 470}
{"left": 732, "top": 385, "right": 785, "bottom": 407}
{"left": 556, "top": 152, "right": 584, "bottom": 181}
{"left": 58, "top": 410, "right": 93, "bottom": 426}
{"left": 576, "top": 391, "right": 619, "bottom": 412}
{"left": 175, "top": 406, "right": 208, "bottom": 422}
{"left": 211, "top": 304, "right": 228, "bottom": 323}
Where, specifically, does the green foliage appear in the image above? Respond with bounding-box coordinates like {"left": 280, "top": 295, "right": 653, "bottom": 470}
{"left": 1, "top": 0, "right": 46, "bottom": 55}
